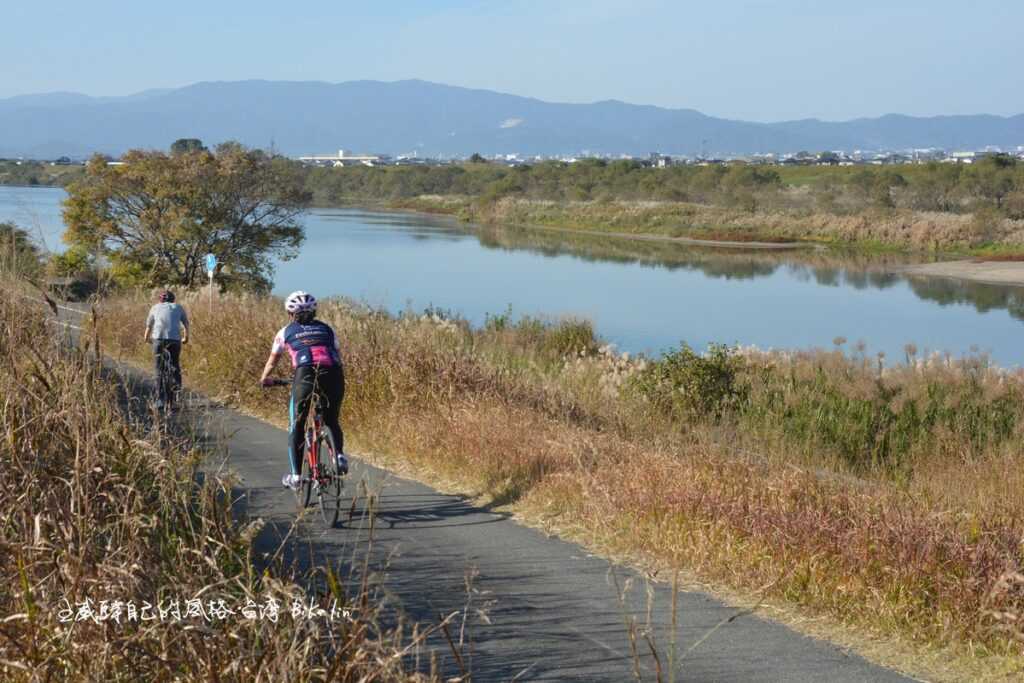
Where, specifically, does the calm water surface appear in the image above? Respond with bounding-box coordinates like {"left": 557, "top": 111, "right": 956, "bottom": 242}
{"left": 5, "top": 185, "right": 1024, "bottom": 365}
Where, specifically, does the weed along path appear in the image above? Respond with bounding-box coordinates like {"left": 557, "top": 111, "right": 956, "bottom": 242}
{"left": 53, "top": 304, "right": 913, "bottom": 682}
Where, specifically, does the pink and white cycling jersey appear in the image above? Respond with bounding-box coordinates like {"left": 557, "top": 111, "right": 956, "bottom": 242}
{"left": 271, "top": 320, "right": 341, "bottom": 368}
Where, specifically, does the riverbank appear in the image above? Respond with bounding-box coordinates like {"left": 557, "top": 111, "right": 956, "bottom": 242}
{"left": 387, "top": 194, "right": 1024, "bottom": 255}
{"left": 904, "top": 259, "right": 1024, "bottom": 286}
{"left": 389, "top": 193, "right": 1024, "bottom": 284}
{"left": 323, "top": 196, "right": 810, "bottom": 250}
{"left": 94, "top": 291, "right": 1024, "bottom": 681}
{"left": 318, "top": 194, "right": 1024, "bottom": 297}
{"left": 497, "top": 221, "right": 809, "bottom": 250}
{"left": 0, "top": 160, "right": 83, "bottom": 188}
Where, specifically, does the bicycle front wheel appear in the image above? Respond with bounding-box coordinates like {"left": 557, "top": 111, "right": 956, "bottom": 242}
{"left": 315, "top": 428, "right": 344, "bottom": 527}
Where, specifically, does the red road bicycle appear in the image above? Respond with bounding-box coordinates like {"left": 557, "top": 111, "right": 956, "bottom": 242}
{"left": 265, "top": 378, "right": 345, "bottom": 527}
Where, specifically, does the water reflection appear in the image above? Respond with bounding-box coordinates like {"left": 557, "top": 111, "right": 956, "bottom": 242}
{"left": 474, "top": 224, "right": 918, "bottom": 282}
{"left": 4, "top": 185, "right": 1024, "bottom": 364}
{"left": 473, "top": 224, "right": 1024, "bottom": 323}
{"left": 907, "top": 277, "right": 1024, "bottom": 321}
{"left": 283, "top": 210, "right": 1024, "bottom": 363}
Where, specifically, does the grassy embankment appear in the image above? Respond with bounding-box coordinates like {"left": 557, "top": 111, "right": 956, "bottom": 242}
{"left": 95, "top": 292, "right": 1024, "bottom": 680}
{"left": 0, "top": 160, "right": 84, "bottom": 187}
{"left": 0, "top": 281, "right": 450, "bottom": 681}
{"left": 392, "top": 194, "right": 1024, "bottom": 254}
{"left": 302, "top": 158, "right": 1024, "bottom": 255}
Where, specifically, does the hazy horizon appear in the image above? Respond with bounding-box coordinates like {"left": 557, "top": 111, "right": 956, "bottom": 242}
{"left": 2, "top": 1, "right": 1020, "bottom": 123}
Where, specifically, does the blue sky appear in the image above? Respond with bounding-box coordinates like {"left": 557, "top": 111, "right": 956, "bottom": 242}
{"left": 2, "top": 0, "right": 1020, "bottom": 121}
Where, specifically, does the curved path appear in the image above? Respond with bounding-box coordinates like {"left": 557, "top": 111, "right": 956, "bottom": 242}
{"left": 54, "top": 301, "right": 912, "bottom": 682}
{"left": 203, "top": 404, "right": 913, "bottom": 682}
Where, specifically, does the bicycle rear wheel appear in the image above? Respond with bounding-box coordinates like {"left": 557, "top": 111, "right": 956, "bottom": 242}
{"left": 295, "top": 428, "right": 314, "bottom": 510}
{"left": 315, "top": 427, "right": 344, "bottom": 527}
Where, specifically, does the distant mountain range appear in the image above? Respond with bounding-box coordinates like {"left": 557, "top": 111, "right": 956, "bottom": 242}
{"left": 0, "top": 79, "right": 1021, "bottom": 159}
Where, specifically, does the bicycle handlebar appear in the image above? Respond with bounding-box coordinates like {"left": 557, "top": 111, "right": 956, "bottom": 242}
{"left": 262, "top": 378, "right": 291, "bottom": 388}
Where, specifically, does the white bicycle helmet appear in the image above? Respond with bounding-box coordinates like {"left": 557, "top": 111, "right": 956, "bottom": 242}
{"left": 285, "top": 290, "right": 317, "bottom": 314}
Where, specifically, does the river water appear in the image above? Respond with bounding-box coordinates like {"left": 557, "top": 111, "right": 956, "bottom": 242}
{"left": 5, "top": 185, "right": 1024, "bottom": 365}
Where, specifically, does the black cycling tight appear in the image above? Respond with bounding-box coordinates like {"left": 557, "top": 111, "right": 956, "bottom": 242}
{"left": 288, "top": 364, "right": 345, "bottom": 474}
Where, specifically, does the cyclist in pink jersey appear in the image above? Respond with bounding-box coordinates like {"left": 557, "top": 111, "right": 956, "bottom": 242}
{"left": 259, "top": 291, "right": 347, "bottom": 489}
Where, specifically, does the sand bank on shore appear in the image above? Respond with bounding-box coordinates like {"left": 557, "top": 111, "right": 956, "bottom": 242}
{"left": 903, "top": 260, "right": 1024, "bottom": 286}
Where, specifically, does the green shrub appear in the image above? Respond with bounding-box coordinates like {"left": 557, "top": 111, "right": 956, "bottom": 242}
{"left": 542, "top": 318, "right": 598, "bottom": 357}
{"left": 0, "top": 222, "right": 43, "bottom": 278}
{"left": 484, "top": 305, "right": 514, "bottom": 332}
{"left": 631, "top": 343, "right": 747, "bottom": 419}
{"left": 745, "top": 362, "right": 1020, "bottom": 472}
{"left": 969, "top": 206, "right": 1003, "bottom": 246}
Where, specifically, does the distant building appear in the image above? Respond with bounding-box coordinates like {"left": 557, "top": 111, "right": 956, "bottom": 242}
{"left": 947, "top": 151, "right": 977, "bottom": 164}
{"left": 649, "top": 152, "right": 673, "bottom": 168}
{"left": 297, "top": 149, "right": 389, "bottom": 167}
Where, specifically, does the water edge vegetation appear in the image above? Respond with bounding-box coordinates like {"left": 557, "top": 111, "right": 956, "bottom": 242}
{"left": 6, "top": 149, "right": 1024, "bottom": 258}
{"left": 305, "top": 155, "right": 1024, "bottom": 255}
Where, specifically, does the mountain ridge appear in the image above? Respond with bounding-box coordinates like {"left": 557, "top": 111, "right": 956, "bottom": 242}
{"left": 0, "top": 79, "right": 1021, "bottom": 158}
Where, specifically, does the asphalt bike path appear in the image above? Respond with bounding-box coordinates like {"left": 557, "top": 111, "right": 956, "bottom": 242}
{"left": 52, "top": 301, "right": 914, "bottom": 682}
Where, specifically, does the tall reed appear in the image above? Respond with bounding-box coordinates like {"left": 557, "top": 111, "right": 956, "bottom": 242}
{"left": 0, "top": 283, "right": 441, "bottom": 680}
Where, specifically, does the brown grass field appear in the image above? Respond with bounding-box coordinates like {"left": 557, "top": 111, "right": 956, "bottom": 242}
{"left": 92, "top": 290, "right": 1024, "bottom": 681}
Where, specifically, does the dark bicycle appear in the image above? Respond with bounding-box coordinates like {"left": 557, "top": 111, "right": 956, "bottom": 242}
{"left": 154, "top": 341, "right": 183, "bottom": 412}
{"left": 265, "top": 378, "right": 345, "bottom": 526}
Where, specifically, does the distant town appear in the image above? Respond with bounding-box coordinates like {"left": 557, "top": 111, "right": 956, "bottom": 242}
{"left": 294, "top": 145, "right": 1024, "bottom": 168}
{"left": 8, "top": 143, "right": 1024, "bottom": 170}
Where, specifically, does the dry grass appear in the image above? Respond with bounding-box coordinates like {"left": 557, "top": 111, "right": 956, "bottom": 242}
{"left": 396, "top": 195, "right": 1024, "bottom": 253}
{"left": 0, "top": 282, "right": 449, "bottom": 681}
{"left": 93, "top": 291, "right": 1024, "bottom": 677}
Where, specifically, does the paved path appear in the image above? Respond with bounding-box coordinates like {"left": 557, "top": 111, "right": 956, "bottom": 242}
{"left": 199, "top": 403, "right": 913, "bottom": 682}
{"left": 55, "top": 300, "right": 913, "bottom": 682}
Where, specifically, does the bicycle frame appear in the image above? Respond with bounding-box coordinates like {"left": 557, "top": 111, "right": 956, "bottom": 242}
{"left": 301, "top": 389, "right": 339, "bottom": 488}
{"left": 306, "top": 400, "right": 327, "bottom": 483}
